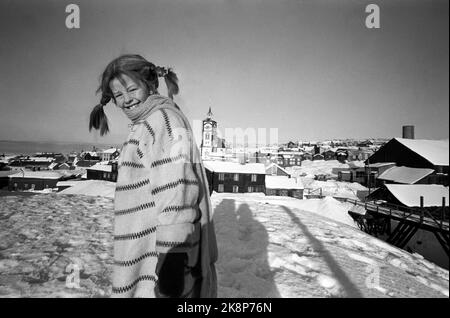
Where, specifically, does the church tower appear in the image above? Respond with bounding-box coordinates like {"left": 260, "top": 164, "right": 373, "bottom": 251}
{"left": 201, "top": 107, "right": 218, "bottom": 159}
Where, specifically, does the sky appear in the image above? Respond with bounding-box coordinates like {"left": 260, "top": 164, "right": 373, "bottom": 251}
{"left": 0, "top": 0, "right": 448, "bottom": 145}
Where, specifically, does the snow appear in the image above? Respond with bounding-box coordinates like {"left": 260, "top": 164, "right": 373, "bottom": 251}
{"left": 385, "top": 184, "right": 449, "bottom": 207}
{"left": 303, "top": 179, "right": 368, "bottom": 200}
{"left": 265, "top": 163, "right": 291, "bottom": 176}
{"left": 210, "top": 193, "right": 449, "bottom": 297}
{"left": 101, "top": 148, "right": 119, "bottom": 154}
{"left": 0, "top": 190, "right": 448, "bottom": 298}
{"left": 263, "top": 195, "right": 358, "bottom": 228}
{"left": 86, "top": 163, "right": 112, "bottom": 172}
{"left": 265, "top": 176, "right": 304, "bottom": 190}
{"left": 395, "top": 138, "right": 449, "bottom": 166}
{"left": 378, "top": 166, "right": 435, "bottom": 184}
{"left": 203, "top": 161, "right": 266, "bottom": 174}
{"left": 8, "top": 171, "right": 64, "bottom": 180}
{"left": 286, "top": 160, "right": 358, "bottom": 179}
{"left": 58, "top": 180, "right": 115, "bottom": 198}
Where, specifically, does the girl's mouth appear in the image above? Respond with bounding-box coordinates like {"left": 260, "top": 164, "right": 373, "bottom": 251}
{"left": 124, "top": 103, "right": 140, "bottom": 110}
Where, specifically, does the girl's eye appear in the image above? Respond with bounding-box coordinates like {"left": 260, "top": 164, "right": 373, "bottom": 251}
{"left": 115, "top": 94, "right": 123, "bottom": 98}
{"left": 128, "top": 88, "right": 137, "bottom": 92}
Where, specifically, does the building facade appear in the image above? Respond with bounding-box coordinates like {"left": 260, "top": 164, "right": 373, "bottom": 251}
{"left": 203, "top": 161, "right": 266, "bottom": 194}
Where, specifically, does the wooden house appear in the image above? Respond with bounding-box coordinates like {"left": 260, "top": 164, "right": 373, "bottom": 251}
{"left": 8, "top": 171, "right": 65, "bottom": 191}
{"left": 86, "top": 162, "right": 118, "bottom": 182}
{"left": 203, "top": 161, "right": 266, "bottom": 194}
{"left": 366, "top": 138, "right": 449, "bottom": 186}
{"left": 265, "top": 176, "right": 304, "bottom": 199}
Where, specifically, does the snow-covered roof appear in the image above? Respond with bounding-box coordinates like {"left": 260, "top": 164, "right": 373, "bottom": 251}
{"left": 48, "top": 162, "right": 59, "bottom": 169}
{"left": 203, "top": 161, "right": 266, "bottom": 174}
{"left": 265, "top": 176, "right": 304, "bottom": 189}
{"left": 378, "top": 166, "right": 435, "bottom": 184}
{"left": 367, "top": 162, "right": 396, "bottom": 168}
{"left": 8, "top": 171, "right": 64, "bottom": 180}
{"left": 26, "top": 157, "right": 54, "bottom": 162}
{"left": 56, "top": 180, "right": 82, "bottom": 187}
{"left": 101, "top": 148, "right": 119, "bottom": 154}
{"left": 302, "top": 146, "right": 315, "bottom": 152}
{"left": 385, "top": 184, "right": 449, "bottom": 207}
{"left": 395, "top": 138, "right": 449, "bottom": 166}
{"left": 86, "top": 163, "right": 112, "bottom": 172}
{"left": 265, "top": 163, "right": 291, "bottom": 176}
{"left": 348, "top": 161, "right": 366, "bottom": 169}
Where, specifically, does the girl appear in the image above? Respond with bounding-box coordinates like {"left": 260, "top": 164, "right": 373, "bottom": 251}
{"left": 89, "top": 54, "right": 218, "bottom": 298}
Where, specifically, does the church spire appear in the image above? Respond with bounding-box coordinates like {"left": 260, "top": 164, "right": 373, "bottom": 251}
{"left": 207, "top": 107, "right": 213, "bottom": 120}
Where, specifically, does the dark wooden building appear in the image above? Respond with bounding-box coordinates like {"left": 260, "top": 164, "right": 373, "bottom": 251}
{"left": 322, "top": 150, "right": 336, "bottom": 161}
{"left": 203, "top": 161, "right": 266, "bottom": 194}
{"left": 265, "top": 176, "right": 304, "bottom": 199}
{"left": 8, "top": 171, "right": 65, "bottom": 191}
{"left": 366, "top": 138, "right": 449, "bottom": 186}
{"left": 86, "top": 162, "right": 118, "bottom": 182}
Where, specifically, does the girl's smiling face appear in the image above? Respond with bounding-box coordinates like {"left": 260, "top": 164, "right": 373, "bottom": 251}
{"left": 110, "top": 74, "right": 149, "bottom": 110}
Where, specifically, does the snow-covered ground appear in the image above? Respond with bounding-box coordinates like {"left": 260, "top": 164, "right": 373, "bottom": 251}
{"left": 0, "top": 192, "right": 448, "bottom": 298}
{"left": 211, "top": 193, "right": 448, "bottom": 297}
{"left": 285, "top": 160, "right": 359, "bottom": 179}
{"left": 285, "top": 160, "right": 368, "bottom": 200}
{"left": 58, "top": 180, "right": 115, "bottom": 198}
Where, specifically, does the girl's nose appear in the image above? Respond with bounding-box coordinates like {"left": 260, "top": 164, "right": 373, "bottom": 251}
{"left": 123, "top": 93, "right": 133, "bottom": 104}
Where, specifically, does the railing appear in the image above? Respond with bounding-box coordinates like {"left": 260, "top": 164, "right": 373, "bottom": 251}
{"left": 341, "top": 197, "right": 449, "bottom": 232}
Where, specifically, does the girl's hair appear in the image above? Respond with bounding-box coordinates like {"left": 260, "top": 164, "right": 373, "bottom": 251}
{"left": 89, "top": 54, "right": 179, "bottom": 136}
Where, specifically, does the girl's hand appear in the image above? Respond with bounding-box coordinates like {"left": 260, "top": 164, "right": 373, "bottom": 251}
{"left": 155, "top": 252, "right": 187, "bottom": 297}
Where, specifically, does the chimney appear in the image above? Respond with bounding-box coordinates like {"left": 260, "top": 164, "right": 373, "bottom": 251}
{"left": 402, "top": 125, "right": 414, "bottom": 139}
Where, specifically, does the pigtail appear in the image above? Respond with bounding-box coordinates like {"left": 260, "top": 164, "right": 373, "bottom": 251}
{"left": 156, "top": 66, "right": 179, "bottom": 100}
{"left": 89, "top": 95, "right": 110, "bottom": 136}
{"left": 164, "top": 68, "right": 179, "bottom": 100}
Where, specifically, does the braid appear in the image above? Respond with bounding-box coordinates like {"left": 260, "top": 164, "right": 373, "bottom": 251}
{"left": 157, "top": 66, "right": 179, "bottom": 100}
{"left": 89, "top": 94, "right": 110, "bottom": 136}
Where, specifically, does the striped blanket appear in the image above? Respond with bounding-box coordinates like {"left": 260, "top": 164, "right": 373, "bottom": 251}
{"left": 112, "top": 97, "right": 218, "bottom": 297}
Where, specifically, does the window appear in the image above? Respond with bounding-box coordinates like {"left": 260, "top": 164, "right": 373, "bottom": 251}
{"left": 248, "top": 186, "right": 254, "bottom": 193}
{"left": 103, "top": 172, "right": 107, "bottom": 179}
{"left": 233, "top": 185, "right": 239, "bottom": 193}
{"left": 356, "top": 171, "right": 365, "bottom": 178}
{"left": 233, "top": 174, "right": 239, "bottom": 181}
{"left": 218, "top": 184, "right": 224, "bottom": 193}
{"left": 24, "top": 184, "right": 28, "bottom": 189}
{"left": 218, "top": 173, "right": 224, "bottom": 181}
{"left": 31, "top": 184, "right": 35, "bottom": 190}
{"left": 251, "top": 174, "right": 257, "bottom": 182}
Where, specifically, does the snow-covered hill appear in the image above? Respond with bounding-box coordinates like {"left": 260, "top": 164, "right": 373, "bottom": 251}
{"left": 0, "top": 192, "right": 448, "bottom": 297}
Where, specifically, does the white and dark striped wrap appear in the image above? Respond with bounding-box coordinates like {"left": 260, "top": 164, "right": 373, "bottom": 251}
{"left": 112, "top": 95, "right": 218, "bottom": 298}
